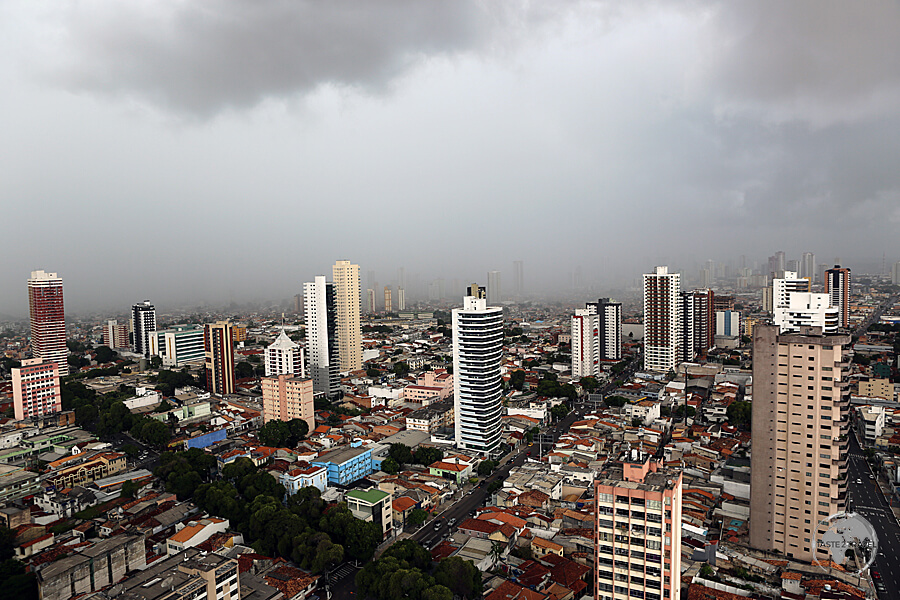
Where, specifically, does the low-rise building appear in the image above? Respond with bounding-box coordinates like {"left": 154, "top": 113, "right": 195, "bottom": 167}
{"left": 281, "top": 463, "right": 328, "bottom": 494}
{"left": 312, "top": 445, "right": 373, "bottom": 486}
{"left": 346, "top": 488, "right": 392, "bottom": 538}
{"left": 405, "top": 399, "right": 454, "bottom": 433}
{"left": 36, "top": 533, "right": 147, "bottom": 600}
{"left": 858, "top": 405, "right": 886, "bottom": 444}
{"left": 166, "top": 517, "right": 231, "bottom": 555}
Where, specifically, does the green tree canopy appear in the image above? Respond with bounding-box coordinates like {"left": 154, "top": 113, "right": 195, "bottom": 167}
{"left": 257, "top": 419, "right": 309, "bottom": 448}
{"left": 433, "top": 557, "right": 482, "bottom": 600}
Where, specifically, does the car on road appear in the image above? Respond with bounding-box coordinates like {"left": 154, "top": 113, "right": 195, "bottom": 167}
{"left": 449, "top": 518, "right": 457, "bottom": 527}
{"left": 872, "top": 571, "right": 881, "bottom": 580}
{"left": 869, "top": 474, "right": 875, "bottom": 479}
{"left": 433, "top": 519, "right": 442, "bottom": 531}
{"left": 856, "top": 478, "right": 863, "bottom": 484}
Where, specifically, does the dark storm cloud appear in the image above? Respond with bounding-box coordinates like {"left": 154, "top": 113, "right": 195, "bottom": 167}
{"left": 49, "top": 0, "right": 494, "bottom": 115}
{"left": 701, "top": 0, "right": 900, "bottom": 124}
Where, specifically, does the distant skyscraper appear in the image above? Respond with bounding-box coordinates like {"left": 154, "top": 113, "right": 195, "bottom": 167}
{"left": 103, "top": 320, "right": 129, "bottom": 350}
{"left": 366, "top": 289, "right": 376, "bottom": 313}
{"left": 304, "top": 276, "right": 340, "bottom": 397}
{"left": 332, "top": 260, "right": 362, "bottom": 372}
{"left": 466, "top": 283, "right": 486, "bottom": 299}
{"left": 384, "top": 286, "right": 392, "bottom": 313}
{"left": 397, "top": 267, "right": 406, "bottom": 290}
{"left": 750, "top": 324, "right": 850, "bottom": 561}
{"left": 265, "top": 330, "right": 304, "bottom": 377}
{"left": 453, "top": 292, "right": 503, "bottom": 456}
{"left": 293, "top": 293, "right": 303, "bottom": 315}
{"left": 585, "top": 298, "right": 622, "bottom": 361}
{"left": 893, "top": 261, "right": 900, "bottom": 285}
{"left": 786, "top": 259, "right": 800, "bottom": 274}
{"left": 513, "top": 260, "right": 524, "bottom": 296}
{"left": 643, "top": 266, "right": 681, "bottom": 373}
{"left": 397, "top": 288, "right": 406, "bottom": 311}
{"left": 12, "top": 358, "right": 62, "bottom": 420}
{"left": 27, "top": 270, "right": 68, "bottom": 376}
{"left": 487, "top": 271, "right": 502, "bottom": 304}
{"left": 801, "top": 252, "right": 816, "bottom": 281}
{"left": 204, "top": 321, "right": 235, "bottom": 395}
{"left": 825, "top": 265, "right": 851, "bottom": 328}
{"left": 131, "top": 300, "right": 157, "bottom": 358}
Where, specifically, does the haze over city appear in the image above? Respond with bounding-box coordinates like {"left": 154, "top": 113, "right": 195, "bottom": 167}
{"left": 3, "top": 0, "right": 900, "bottom": 315}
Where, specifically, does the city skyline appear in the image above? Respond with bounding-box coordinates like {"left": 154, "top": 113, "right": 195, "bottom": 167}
{"left": 3, "top": 3, "right": 900, "bottom": 314}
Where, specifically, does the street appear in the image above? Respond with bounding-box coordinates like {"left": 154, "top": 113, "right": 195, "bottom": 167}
{"left": 847, "top": 433, "right": 900, "bottom": 600}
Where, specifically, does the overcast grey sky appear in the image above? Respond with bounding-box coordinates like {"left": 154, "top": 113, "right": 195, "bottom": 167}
{"left": 3, "top": 0, "right": 900, "bottom": 315}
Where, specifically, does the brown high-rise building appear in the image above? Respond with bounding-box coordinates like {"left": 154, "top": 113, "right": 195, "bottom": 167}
{"left": 28, "top": 270, "right": 68, "bottom": 376}
{"left": 824, "top": 266, "right": 851, "bottom": 328}
{"left": 384, "top": 286, "right": 392, "bottom": 313}
{"left": 204, "top": 321, "right": 235, "bottom": 395}
{"left": 750, "top": 324, "right": 851, "bottom": 562}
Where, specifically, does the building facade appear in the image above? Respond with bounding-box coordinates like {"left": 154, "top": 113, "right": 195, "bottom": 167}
{"left": 715, "top": 310, "right": 741, "bottom": 337}
{"left": 397, "top": 288, "right": 406, "bottom": 311}
{"left": 131, "top": 300, "right": 157, "bottom": 358}
{"left": 304, "top": 276, "right": 341, "bottom": 397}
{"left": 824, "top": 265, "right": 851, "bottom": 328}
{"left": 572, "top": 308, "right": 600, "bottom": 378}
{"left": 103, "top": 320, "right": 130, "bottom": 350}
{"left": 12, "top": 358, "right": 62, "bottom": 421}
{"left": 27, "top": 270, "right": 68, "bottom": 376}
{"left": 453, "top": 293, "right": 503, "bottom": 456}
{"left": 487, "top": 270, "right": 502, "bottom": 304}
{"left": 384, "top": 286, "right": 392, "bottom": 313}
{"left": 149, "top": 325, "right": 205, "bottom": 367}
{"left": 333, "top": 260, "right": 362, "bottom": 372}
{"left": 749, "top": 325, "right": 851, "bottom": 561}
{"left": 594, "top": 451, "right": 682, "bottom": 600}
{"left": 204, "top": 321, "right": 235, "bottom": 395}
{"left": 586, "top": 298, "right": 622, "bottom": 361}
{"left": 773, "top": 293, "right": 838, "bottom": 334}
{"left": 265, "top": 330, "right": 304, "bottom": 377}
{"left": 643, "top": 267, "right": 681, "bottom": 373}
{"left": 261, "top": 374, "right": 315, "bottom": 433}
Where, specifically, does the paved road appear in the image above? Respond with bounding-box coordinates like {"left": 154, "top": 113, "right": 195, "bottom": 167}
{"left": 847, "top": 433, "right": 900, "bottom": 600}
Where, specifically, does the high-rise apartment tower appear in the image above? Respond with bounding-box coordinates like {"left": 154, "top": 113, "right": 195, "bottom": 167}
{"left": 453, "top": 293, "right": 503, "bottom": 456}
{"left": 131, "top": 301, "right": 157, "bottom": 358}
{"left": 749, "top": 325, "right": 851, "bottom": 561}
{"left": 824, "top": 265, "right": 851, "bottom": 328}
{"left": 204, "top": 321, "right": 235, "bottom": 395}
{"left": 27, "top": 270, "right": 68, "bottom": 376}
{"left": 643, "top": 267, "right": 681, "bottom": 373}
{"left": 304, "top": 276, "right": 341, "bottom": 397}
{"left": 332, "top": 260, "right": 362, "bottom": 372}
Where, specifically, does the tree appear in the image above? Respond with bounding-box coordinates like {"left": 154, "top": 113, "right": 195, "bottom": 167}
{"left": 235, "top": 361, "right": 255, "bottom": 379}
{"left": 489, "top": 540, "right": 504, "bottom": 567}
{"left": 389, "top": 443, "right": 414, "bottom": 466}
{"left": 257, "top": 419, "right": 309, "bottom": 448}
{"left": 94, "top": 345, "right": 117, "bottom": 364}
{"left": 726, "top": 401, "right": 751, "bottom": 427}
{"left": 150, "top": 356, "right": 163, "bottom": 369}
{"left": 412, "top": 446, "right": 442, "bottom": 466}
{"left": 509, "top": 370, "right": 526, "bottom": 391}
{"left": 408, "top": 509, "right": 428, "bottom": 527}
{"left": 121, "top": 444, "right": 140, "bottom": 458}
{"left": 477, "top": 460, "right": 497, "bottom": 477}
{"left": 381, "top": 458, "right": 400, "bottom": 474}
{"left": 579, "top": 376, "right": 599, "bottom": 392}
{"left": 433, "top": 557, "right": 482, "bottom": 600}
{"left": 674, "top": 404, "right": 696, "bottom": 418}
{"left": 367, "top": 368, "right": 381, "bottom": 377}
{"left": 120, "top": 479, "right": 140, "bottom": 499}
{"left": 393, "top": 362, "right": 410, "bottom": 377}
{"left": 605, "top": 395, "right": 629, "bottom": 408}
{"left": 487, "top": 480, "right": 503, "bottom": 493}
{"left": 550, "top": 404, "right": 570, "bottom": 421}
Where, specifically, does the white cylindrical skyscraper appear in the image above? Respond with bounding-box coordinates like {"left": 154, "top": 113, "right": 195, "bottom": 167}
{"left": 453, "top": 293, "right": 503, "bottom": 456}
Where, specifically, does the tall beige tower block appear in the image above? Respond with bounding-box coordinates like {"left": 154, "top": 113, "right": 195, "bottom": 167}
{"left": 750, "top": 324, "right": 851, "bottom": 562}
{"left": 332, "top": 260, "right": 362, "bottom": 372}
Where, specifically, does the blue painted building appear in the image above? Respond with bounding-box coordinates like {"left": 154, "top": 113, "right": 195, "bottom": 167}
{"left": 312, "top": 446, "right": 373, "bottom": 486}
{"left": 185, "top": 428, "right": 228, "bottom": 450}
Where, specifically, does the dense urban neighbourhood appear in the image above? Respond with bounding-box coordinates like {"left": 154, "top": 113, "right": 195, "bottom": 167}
{"left": 0, "top": 260, "right": 899, "bottom": 600}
